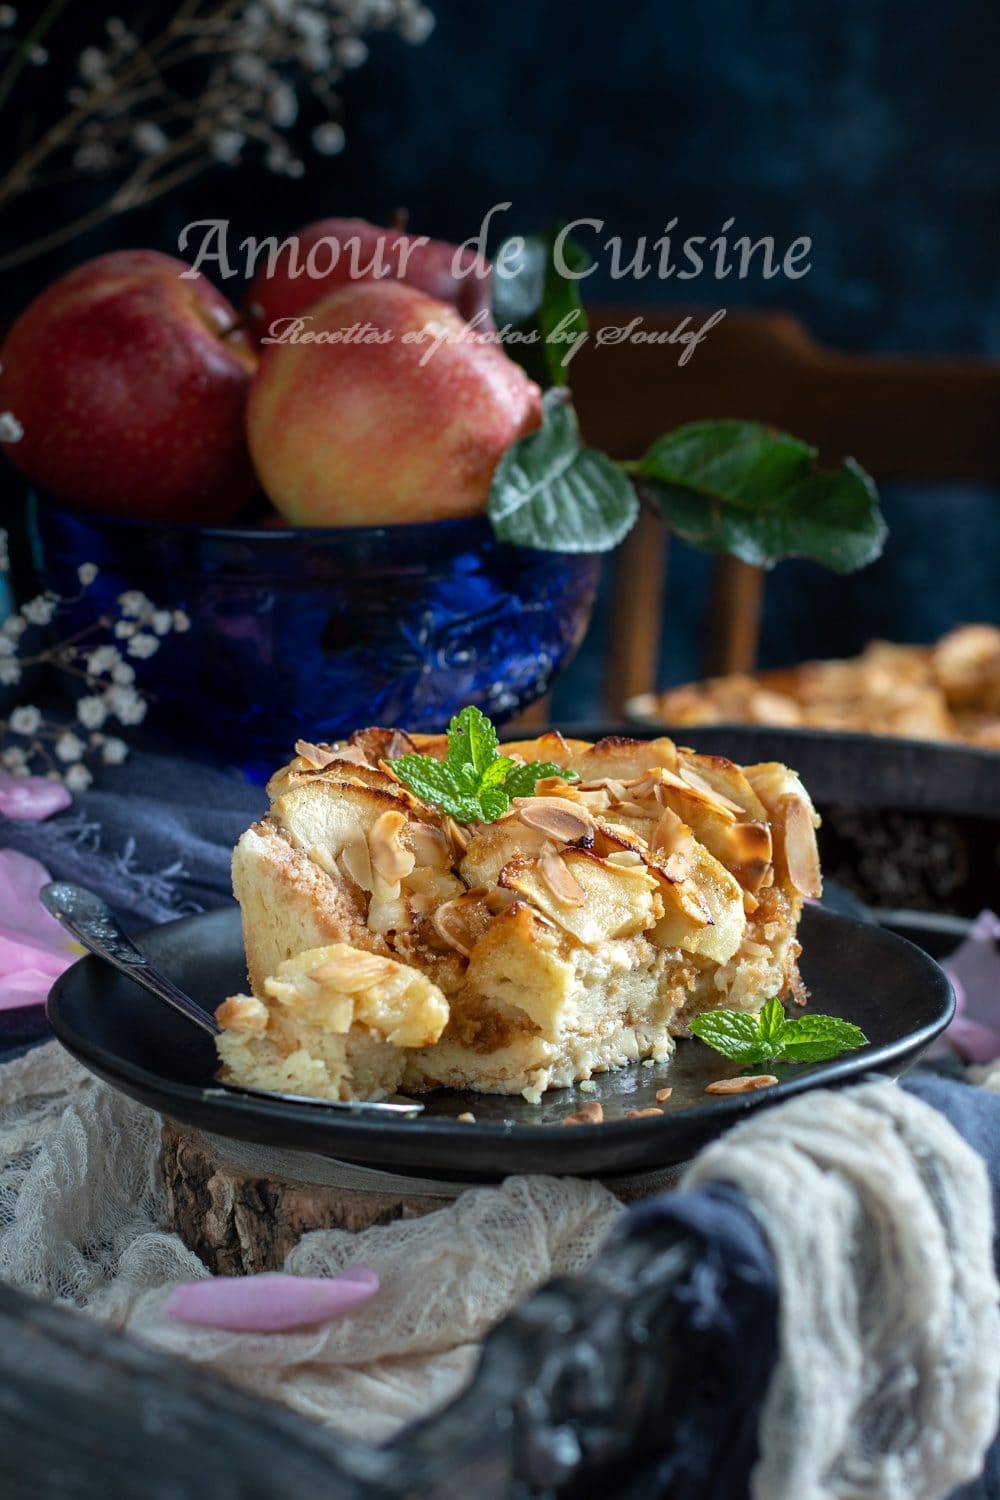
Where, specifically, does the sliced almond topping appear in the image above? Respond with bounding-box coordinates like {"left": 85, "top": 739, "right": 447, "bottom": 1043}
{"left": 515, "top": 797, "right": 594, "bottom": 845}
{"left": 431, "top": 889, "right": 489, "bottom": 959}
{"left": 677, "top": 763, "right": 746, "bottom": 816}
{"left": 562, "top": 1100, "right": 604, "bottom": 1126}
{"left": 537, "top": 844, "right": 587, "bottom": 907}
{"left": 604, "top": 850, "right": 644, "bottom": 867}
{"left": 406, "top": 892, "right": 438, "bottom": 918}
{"left": 215, "top": 994, "right": 269, "bottom": 1033}
{"left": 294, "top": 739, "right": 349, "bottom": 770}
{"left": 369, "top": 810, "right": 417, "bottom": 885}
{"left": 626, "top": 1106, "right": 664, "bottom": 1118}
{"left": 782, "top": 796, "right": 822, "bottom": 898}
{"left": 408, "top": 822, "right": 452, "bottom": 870}
{"left": 307, "top": 952, "right": 389, "bottom": 992}
{"left": 661, "top": 852, "right": 692, "bottom": 883}
{"left": 444, "top": 817, "right": 469, "bottom": 854}
{"left": 705, "top": 1074, "right": 778, "bottom": 1095}
{"left": 341, "top": 832, "right": 374, "bottom": 892}
{"left": 655, "top": 1087, "right": 673, "bottom": 1102}
{"left": 649, "top": 805, "right": 693, "bottom": 857}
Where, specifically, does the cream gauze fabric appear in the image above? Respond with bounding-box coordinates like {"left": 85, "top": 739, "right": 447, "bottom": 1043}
{"left": 1, "top": 1040, "right": 997, "bottom": 1500}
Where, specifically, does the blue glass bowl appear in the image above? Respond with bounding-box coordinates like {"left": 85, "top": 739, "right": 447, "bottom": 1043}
{"left": 30, "top": 496, "right": 600, "bottom": 779}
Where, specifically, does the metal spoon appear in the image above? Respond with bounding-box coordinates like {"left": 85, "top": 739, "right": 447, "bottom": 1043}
{"left": 41, "top": 881, "right": 423, "bottom": 1118}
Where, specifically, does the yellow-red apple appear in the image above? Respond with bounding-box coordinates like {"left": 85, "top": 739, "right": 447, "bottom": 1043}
{"left": 245, "top": 217, "right": 493, "bottom": 340}
{"left": 246, "top": 280, "right": 540, "bottom": 526}
{"left": 0, "top": 250, "right": 259, "bottom": 522}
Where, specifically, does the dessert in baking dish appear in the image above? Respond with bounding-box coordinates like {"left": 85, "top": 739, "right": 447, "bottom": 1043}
{"left": 631, "top": 625, "right": 1000, "bottom": 750}
{"left": 219, "top": 726, "right": 821, "bottom": 1102}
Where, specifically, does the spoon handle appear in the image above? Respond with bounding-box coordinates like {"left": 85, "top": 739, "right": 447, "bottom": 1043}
{"left": 41, "top": 881, "right": 220, "bottom": 1037}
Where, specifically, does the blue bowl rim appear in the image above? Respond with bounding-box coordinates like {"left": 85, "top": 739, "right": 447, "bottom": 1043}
{"left": 28, "top": 491, "right": 603, "bottom": 561}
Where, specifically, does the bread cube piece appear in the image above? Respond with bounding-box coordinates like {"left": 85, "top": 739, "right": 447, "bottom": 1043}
{"left": 215, "top": 943, "right": 448, "bottom": 1102}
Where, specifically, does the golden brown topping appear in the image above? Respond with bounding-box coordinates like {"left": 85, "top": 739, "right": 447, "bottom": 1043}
{"left": 705, "top": 1074, "right": 778, "bottom": 1095}
{"left": 604, "top": 849, "right": 645, "bottom": 868}
{"left": 408, "top": 822, "right": 453, "bottom": 871}
{"left": 444, "top": 817, "right": 469, "bottom": 854}
{"left": 655, "top": 1087, "right": 673, "bottom": 1102}
{"left": 531, "top": 775, "right": 580, "bottom": 798}
{"left": 341, "top": 832, "right": 374, "bottom": 892}
{"left": 431, "top": 889, "right": 490, "bottom": 959}
{"left": 515, "top": 797, "right": 594, "bottom": 845}
{"left": 294, "top": 738, "right": 365, "bottom": 770}
{"left": 537, "top": 844, "right": 587, "bottom": 907}
{"left": 562, "top": 1101, "right": 604, "bottom": 1125}
{"left": 782, "top": 796, "right": 822, "bottom": 898}
{"left": 660, "top": 852, "right": 692, "bottom": 883}
{"left": 369, "top": 810, "right": 417, "bottom": 885}
{"left": 307, "top": 951, "right": 391, "bottom": 992}
{"left": 626, "top": 1106, "right": 664, "bottom": 1118}
{"left": 215, "top": 994, "right": 269, "bottom": 1033}
{"left": 457, "top": 1112, "right": 476, "bottom": 1123}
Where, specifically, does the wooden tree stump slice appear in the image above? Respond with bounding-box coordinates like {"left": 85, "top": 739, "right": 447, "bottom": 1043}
{"left": 161, "top": 1119, "right": 685, "bottom": 1275}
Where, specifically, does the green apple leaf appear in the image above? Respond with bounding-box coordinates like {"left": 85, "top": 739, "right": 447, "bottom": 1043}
{"left": 491, "top": 227, "right": 590, "bottom": 387}
{"left": 630, "top": 420, "right": 887, "bottom": 573}
{"left": 488, "top": 389, "right": 638, "bottom": 553}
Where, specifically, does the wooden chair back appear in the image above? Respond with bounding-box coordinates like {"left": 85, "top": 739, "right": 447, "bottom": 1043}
{"left": 569, "top": 307, "right": 1000, "bottom": 714}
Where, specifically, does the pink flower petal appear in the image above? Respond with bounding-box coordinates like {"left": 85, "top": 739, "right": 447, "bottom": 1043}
{"left": 0, "top": 770, "right": 72, "bottom": 823}
{"left": 0, "top": 850, "right": 80, "bottom": 1010}
{"left": 163, "top": 1265, "right": 379, "bottom": 1332}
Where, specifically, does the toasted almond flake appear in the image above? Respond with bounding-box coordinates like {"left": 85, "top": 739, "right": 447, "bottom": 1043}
{"left": 341, "top": 833, "right": 374, "bottom": 892}
{"left": 626, "top": 1106, "right": 664, "bottom": 1118}
{"left": 369, "top": 810, "right": 416, "bottom": 885}
{"left": 308, "top": 843, "right": 340, "bottom": 879}
{"left": 677, "top": 764, "right": 746, "bottom": 816}
{"left": 782, "top": 796, "right": 822, "bottom": 898}
{"left": 444, "top": 817, "right": 469, "bottom": 854}
{"left": 431, "top": 892, "right": 488, "bottom": 959}
{"left": 307, "top": 953, "right": 389, "bottom": 992}
{"left": 537, "top": 844, "right": 587, "bottom": 907}
{"left": 705, "top": 1074, "right": 778, "bottom": 1095}
{"left": 215, "top": 994, "right": 269, "bottom": 1033}
{"left": 407, "top": 892, "right": 438, "bottom": 918}
{"left": 649, "top": 805, "right": 693, "bottom": 857}
{"left": 655, "top": 1087, "right": 673, "bottom": 1102}
{"left": 515, "top": 797, "right": 594, "bottom": 844}
{"left": 457, "top": 1112, "right": 476, "bottom": 1123}
{"left": 294, "top": 738, "right": 341, "bottom": 769}
{"left": 661, "top": 851, "right": 692, "bottom": 882}
{"left": 604, "top": 849, "right": 644, "bottom": 867}
{"left": 408, "top": 822, "right": 452, "bottom": 870}
{"left": 562, "top": 1101, "right": 604, "bottom": 1126}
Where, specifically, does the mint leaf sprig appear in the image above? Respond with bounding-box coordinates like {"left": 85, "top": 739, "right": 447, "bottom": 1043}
{"left": 390, "top": 705, "right": 576, "bottom": 824}
{"left": 689, "top": 997, "right": 868, "bottom": 1066}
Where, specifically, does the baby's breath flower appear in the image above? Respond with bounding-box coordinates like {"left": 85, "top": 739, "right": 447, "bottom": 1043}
{"left": 312, "top": 121, "right": 346, "bottom": 156}
{"left": 77, "top": 562, "right": 99, "bottom": 587}
{"left": 118, "top": 590, "right": 151, "bottom": 618}
{"left": 2, "top": 615, "right": 26, "bottom": 637}
{"left": 172, "top": 610, "right": 191, "bottom": 633}
{"left": 0, "top": 661, "right": 20, "bottom": 687}
{"left": 211, "top": 129, "right": 245, "bottom": 165}
{"left": 107, "top": 685, "right": 146, "bottom": 725}
{"left": 21, "top": 595, "right": 56, "bottom": 626}
{"left": 78, "top": 47, "right": 108, "bottom": 85}
{"left": 86, "top": 645, "right": 121, "bottom": 675}
{"left": 101, "top": 736, "right": 129, "bottom": 766}
{"left": 114, "top": 619, "right": 138, "bottom": 639}
{"left": 0, "top": 411, "right": 24, "bottom": 443}
{"left": 9, "top": 704, "right": 42, "bottom": 735}
{"left": 27, "top": 45, "right": 48, "bottom": 67}
{"left": 150, "top": 609, "right": 174, "bottom": 636}
{"left": 76, "top": 695, "right": 108, "bottom": 730}
{"left": 133, "top": 122, "right": 170, "bottom": 157}
{"left": 1, "top": 746, "right": 27, "bottom": 772}
{"left": 126, "top": 633, "right": 159, "bottom": 660}
{"left": 0, "top": 638, "right": 14, "bottom": 657}
{"left": 335, "top": 36, "right": 368, "bottom": 67}
{"left": 267, "top": 83, "right": 299, "bottom": 128}
{"left": 110, "top": 660, "right": 135, "bottom": 684}
{"left": 55, "top": 731, "right": 86, "bottom": 763}
{"left": 64, "top": 763, "right": 94, "bottom": 792}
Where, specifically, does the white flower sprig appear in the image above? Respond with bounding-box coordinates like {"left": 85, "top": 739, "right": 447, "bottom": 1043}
{"left": 0, "top": 0, "right": 436, "bottom": 273}
{"left": 0, "top": 530, "right": 188, "bottom": 789}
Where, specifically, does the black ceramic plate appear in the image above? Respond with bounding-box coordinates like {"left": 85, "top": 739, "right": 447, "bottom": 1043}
{"left": 47, "top": 904, "right": 953, "bottom": 1180}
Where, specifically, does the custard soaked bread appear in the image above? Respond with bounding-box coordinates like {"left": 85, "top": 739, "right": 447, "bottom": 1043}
{"left": 221, "top": 725, "right": 821, "bottom": 1102}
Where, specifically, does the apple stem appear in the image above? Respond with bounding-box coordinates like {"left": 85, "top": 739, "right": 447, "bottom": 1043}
{"left": 390, "top": 206, "right": 410, "bottom": 233}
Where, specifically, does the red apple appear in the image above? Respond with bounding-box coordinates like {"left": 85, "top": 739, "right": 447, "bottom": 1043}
{"left": 0, "top": 250, "right": 259, "bottom": 522}
{"left": 245, "top": 217, "right": 493, "bottom": 340}
{"left": 246, "top": 280, "right": 541, "bottom": 527}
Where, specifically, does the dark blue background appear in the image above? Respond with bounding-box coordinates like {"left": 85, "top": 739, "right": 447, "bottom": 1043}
{"left": 3, "top": 0, "right": 999, "bottom": 715}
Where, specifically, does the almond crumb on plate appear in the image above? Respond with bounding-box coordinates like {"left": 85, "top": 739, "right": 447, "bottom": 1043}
{"left": 578, "top": 1079, "right": 597, "bottom": 1093}
{"left": 457, "top": 1111, "right": 476, "bottom": 1123}
{"left": 655, "top": 1087, "right": 673, "bottom": 1103}
{"left": 705, "top": 1074, "right": 779, "bottom": 1095}
{"left": 626, "top": 1106, "right": 664, "bottom": 1118}
{"left": 562, "top": 1101, "right": 604, "bottom": 1126}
